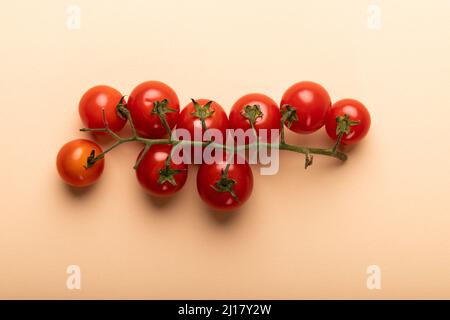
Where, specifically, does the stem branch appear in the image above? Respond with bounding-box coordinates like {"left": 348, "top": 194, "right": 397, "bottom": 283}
{"left": 81, "top": 110, "right": 349, "bottom": 168}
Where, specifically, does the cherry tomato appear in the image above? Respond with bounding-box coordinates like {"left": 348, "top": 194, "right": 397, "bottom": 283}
{"left": 135, "top": 144, "right": 188, "bottom": 196}
{"left": 127, "top": 81, "right": 180, "bottom": 138}
{"left": 229, "top": 93, "right": 281, "bottom": 143}
{"left": 177, "top": 99, "right": 229, "bottom": 140}
{"left": 79, "top": 85, "right": 126, "bottom": 134}
{"left": 196, "top": 154, "right": 253, "bottom": 211}
{"left": 176, "top": 99, "right": 229, "bottom": 163}
{"left": 280, "top": 81, "right": 331, "bottom": 134}
{"left": 325, "top": 99, "right": 371, "bottom": 145}
{"left": 56, "top": 139, "right": 104, "bottom": 187}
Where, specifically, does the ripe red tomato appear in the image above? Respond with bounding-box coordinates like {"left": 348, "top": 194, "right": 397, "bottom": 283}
{"left": 79, "top": 85, "right": 126, "bottom": 134}
{"left": 177, "top": 99, "right": 229, "bottom": 141}
{"left": 135, "top": 144, "right": 188, "bottom": 196}
{"left": 127, "top": 81, "right": 180, "bottom": 138}
{"left": 229, "top": 93, "right": 281, "bottom": 143}
{"left": 280, "top": 81, "right": 331, "bottom": 134}
{"left": 325, "top": 99, "right": 371, "bottom": 145}
{"left": 176, "top": 99, "right": 229, "bottom": 163}
{"left": 196, "top": 155, "right": 253, "bottom": 211}
{"left": 56, "top": 139, "right": 104, "bottom": 187}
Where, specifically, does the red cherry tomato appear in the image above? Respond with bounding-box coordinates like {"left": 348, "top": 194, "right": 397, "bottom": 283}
{"left": 177, "top": 99, "right": 229, "bottom": 141}
{"left": 229, "top": 93, "right": 281, "bottom": 143}
{"left": 56, "top": 139, "right": 104, "bottom": 187}
{"left": 325, "top": 99, "right": 371, "bottom": 145}
{"left": 196, "top": 154, "right": 253, "bottom": 211}
{"left": 280, "top": 81, "right": 331, "bottom": 133}
{"left": 79, "top": 85, "right": 126, "bottom": 134}
{"left": 135, "top": 144, "right": 188, "bottom": 196}
{"left": 127, "top": 81, "right": 180, "bottom": 138}
{"left": 176, "top": 99, "right": 229, "bottom": 163}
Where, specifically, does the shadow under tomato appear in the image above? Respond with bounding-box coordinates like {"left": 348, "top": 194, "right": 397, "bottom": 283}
{"left": 141, "top": 192, "right": 178, "bottom": 210}
{"left": 320, "top": 141, "right": 368, "bottom": 170}
{"left": 64, "top": 183, "right": 97, "bottom": 198}
{"left": 205, "top": 206, "right": 243, "bottom": 225}
{"left": 338, "top": 143, "right": 360, "bottom": 154}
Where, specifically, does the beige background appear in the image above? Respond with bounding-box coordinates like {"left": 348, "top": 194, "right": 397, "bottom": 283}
{"left": 1, "top": 0, "right": 449, "bottom": 299}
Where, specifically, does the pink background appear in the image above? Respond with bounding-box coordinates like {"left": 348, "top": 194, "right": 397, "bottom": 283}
{"left": 1, "top": 0, "right": 450, "bottom": 298}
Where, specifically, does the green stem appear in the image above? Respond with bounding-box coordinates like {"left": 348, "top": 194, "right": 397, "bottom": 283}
{"left": 160, "top": 115, "right": 173, "bottom": 139}
{"left": 200, "top": 118, "right": 208, "bottom": 133}
{"left": 280, "top": 143, "right": 347, "bottom": 161}
{"left": 134, "top": 144, "right": 151, "bottom": 170}
{"left": 86, "top": 139, "right": 127, "bottom": 167}
{"left": 331, "top": 131, "right": 344, "bottom": 153}
{"left": 280, "top": 121, "right": 286, "bottom": 144}
{"left": 80, "top": 112, "right": 349, "bottom": 168}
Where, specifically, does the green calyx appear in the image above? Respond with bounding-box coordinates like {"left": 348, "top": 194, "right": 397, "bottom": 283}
{"left": 241, "top": 104, "right": 263, "bottom": 127}
{"left": 151, "top": 99, "right": 177, "bottom": 136}
{"left": 281, "top": 104, "right": 299, "bottom": 128}
{"left": 116, "top": 96, "right": 129, "bottom": 119}
{"left": 85, "top": 149, "right": 100, "bottom": 169}
{"left": 190, "top": 99, "right": 215, "bottom": 133}
{"left": 190, "top": 99, "right": 215, "bottom": 120}
{"left": 336, "top": 114, "right": 360, "bottom": 135}
{"left": 158, "top": 165, "right": 183, "bottom": 186}
{"left": 210, "top": 164, "right": 240, "bottom": 203}
{"left": 304, "top": 153, "right": 314, "bottom": 169}
{"left": 151, "top": 99, "right": 177, "bottom": 117}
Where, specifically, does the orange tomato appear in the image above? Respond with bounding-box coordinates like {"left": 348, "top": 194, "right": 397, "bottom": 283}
{"left": 56, "top": 139, "right": 104, "bottom": 187}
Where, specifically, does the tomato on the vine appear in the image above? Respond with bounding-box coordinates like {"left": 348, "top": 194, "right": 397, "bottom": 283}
{"left": 135, "top": 144, "right": 188, "bottom": 196}
{"left": 56, "top": 139, "right": 104, "bottom": 187}
{"left": 127, "top": 81, "right": 180, "bottom": 138}
{"left": 176, "top": 99, "right": 229, "bottom": 163}
{"left": 229, "top": 93, "right": 281, "bottom": 143}
{"left": 177, "top": 99, "right": 229, "bottom": 141}
{"left": 79, "top": 85, "right": 126, "bottom": 134}
{"left": 325, "top": 99, "right": 371, "bottom": 145}
{"left": 60, "top": 79, "right": 363, "bottom": 210}
{"left": 196, "top": 154, "right": 253, "bottom": 211}
{"left": 280, "top": 81, "right": 331, "bottom": 134}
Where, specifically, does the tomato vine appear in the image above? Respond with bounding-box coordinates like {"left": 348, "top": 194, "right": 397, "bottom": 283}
{"left": 58, "top": 81, "right": 371, "bottom": 210}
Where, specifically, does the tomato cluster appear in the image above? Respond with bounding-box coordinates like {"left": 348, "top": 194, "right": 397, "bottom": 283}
{"left": 57, "top": 81, "right": 371, "bottom": 211}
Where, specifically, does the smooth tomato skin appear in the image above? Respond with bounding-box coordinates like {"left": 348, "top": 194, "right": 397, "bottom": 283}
{"left": 229, "top": 93, "right": 281, "bottom": 143}
{"left": 325, "top": 99, "right": 371, "bottom": 145}
{"left": 127, "top": 81, "right": 180, "bottom": 138}
{"left": 196, "top": 156, "right": 253, "bottom": 211}
{"left": 56, "top": 139, "right": 104, "bottom": 187}
{"left": 176, "top": 99, "right": 229, "bottom": 163}
{"left": 136, "top": 144, "right": 188, "bottom": 196}
{"left": 280, "top": 81, "right": 331, "bottom": 134}
{"left": 79, "top": 85, "right": 126, "bottom": 134}
{"left": 177, "top": 99, "right": 229, "bottom": 141}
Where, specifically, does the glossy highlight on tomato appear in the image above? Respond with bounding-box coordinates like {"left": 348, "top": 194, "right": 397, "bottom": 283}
{"left": 127, "top": 81, "right": 180, "bottom": 138}
{"left": 325, "top": 99, "right": 371, "bottom": 145}
{"left": 56, "top": 139, "right": 104, "bottom": 187}
{"left": 136, "top": 144, "right": 188, "bottom": 196}
{"left": 229, "top": 93, "right": 281, "bottom": 143}
{"left": 79, "top": 85, "right": 126, "bottom": 134}
{"left": 280, "top": 81, "right": 331, "bottom": 134}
